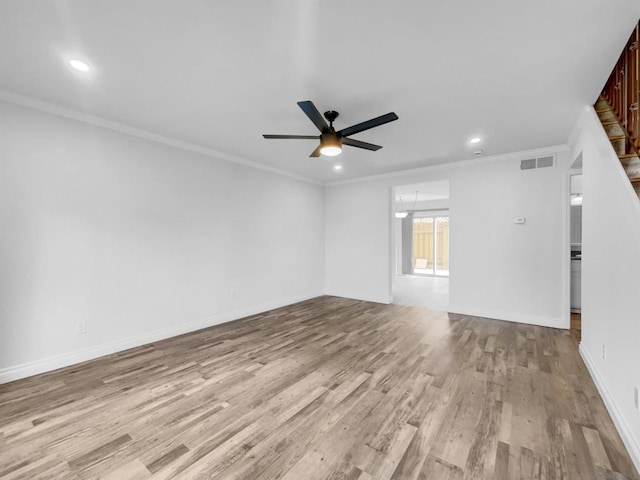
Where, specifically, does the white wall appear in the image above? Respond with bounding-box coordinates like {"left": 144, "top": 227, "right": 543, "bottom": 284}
{"left": 326, "top": 147, "right": 570, "bottom": 328}
{"left": 448, "top": 157, "right": 568, "bottom": 327}
{"left": 0, "top": 101, "right": 325, "bottom": 383}
{"left": 392, "top": 198, "right": 449, "bottom": 214}
{"left": 325, "top": 181, "right": 392, "bottom": 303}
{"left": 570, "top": 107, "right": 640, "bottom": 472}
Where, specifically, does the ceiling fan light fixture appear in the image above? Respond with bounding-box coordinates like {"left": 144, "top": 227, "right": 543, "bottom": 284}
{"left": 320, "top": 132, "right": 342, "bottom": 157}
{"left": 320, "top": 146, "right": 342, "bottom": 157}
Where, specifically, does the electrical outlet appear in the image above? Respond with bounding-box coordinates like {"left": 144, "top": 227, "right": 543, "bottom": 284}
{"left": 601, "top": 344, "right": 606, "bottom": 360}
{"left": 76, "top": 320, "right": 87, "bottom": 335}
{"left": 635, "top": 386, "right": 639, "bottom": 412}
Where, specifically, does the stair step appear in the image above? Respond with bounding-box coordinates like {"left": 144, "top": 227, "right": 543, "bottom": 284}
{"left": 620, "top": 153, "right": 640, "bottom": 159}
{"left": 629, "top": 177, "right": 640, "bottom": 183}
{"left": 595, "top": 97, "right": 610, "bottom": 111}
{"left": 610, "top": 136, "right": 627, "bottom": 155}
{"left": 621, "top": 155, "right": 640, "bottom": 177}
{"left": 597, "top": 109, "right": 617, "bottom": 122}
{"left": 603, "top": 122, "right": 625, "bottom": 137}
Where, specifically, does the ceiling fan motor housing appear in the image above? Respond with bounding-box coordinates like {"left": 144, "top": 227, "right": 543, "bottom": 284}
{"left": 321, "top": 131, "right": 342, "bottom": 148}
{"left": 323, "top": 110, "right": 339, "bottom": 127}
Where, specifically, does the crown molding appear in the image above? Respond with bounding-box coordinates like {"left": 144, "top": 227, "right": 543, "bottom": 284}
{"left": 325, "top": 144, "right": 570, "bottom": 187}
{"left": 0, "top": 89, "right": 573, "bottom": 188}
{"left": 0, "top": 89, "right": 323, "bottom": 186}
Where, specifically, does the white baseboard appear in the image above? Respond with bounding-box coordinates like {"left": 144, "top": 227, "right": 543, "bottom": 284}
{"left": 580, "top": 344, "right": 640, "bottom": 476}
{"left": 325, "top": 291, "right": 392, "bottom": 305}
{"left": 0, "top": 291, "right": 324, "bottom": 385}
{"left": 447, "top": 305, "right": 567, "bottom": 329}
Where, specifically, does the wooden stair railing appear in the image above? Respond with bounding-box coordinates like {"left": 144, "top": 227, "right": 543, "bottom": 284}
{"left": 596, "top": 20, "right": 640, "bottom": 198}
{"left": 595, "top": 96, "right": 640, "bottom": 197}
{"left": 600, "top": 21, "right": 639, "bottom": 156}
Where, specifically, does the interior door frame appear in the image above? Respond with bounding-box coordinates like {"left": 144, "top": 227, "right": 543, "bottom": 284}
{"left": 566, "top": 169, "right": 582, "bottom": 328}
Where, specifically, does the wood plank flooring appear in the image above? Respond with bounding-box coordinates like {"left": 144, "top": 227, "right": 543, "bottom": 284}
{"left": 0, "top": 296, "right": 637, "bottom": 479}
{"left": 571, "top": 312, "right": 582, "bottom": 343}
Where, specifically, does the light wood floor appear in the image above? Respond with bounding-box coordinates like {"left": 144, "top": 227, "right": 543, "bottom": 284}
{"left": 571, "top": 312, "right": 582, "bottom": 343}
{"left": 392, "top": 275, "right": 449, "bottom": 311}
{"left": 1, "top": 296, "right": 637, "bottom": 480}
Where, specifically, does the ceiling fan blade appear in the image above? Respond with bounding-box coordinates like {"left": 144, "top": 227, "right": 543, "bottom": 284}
{"left": 309, "top": 145, "right": 322, "bottom": 157}
{"left": 338, "top": 112, "right": 398, "bottom": 138}
{"left": 263, "top": 134, "right": 318, "bottom": 139}
{"left": 297, "top": 101, "right": 330, "bottom": 133}
{"left": 342, "top": 138, "right": 382, "bottom": 151}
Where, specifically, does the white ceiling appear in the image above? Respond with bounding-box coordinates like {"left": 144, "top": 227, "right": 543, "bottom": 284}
{"left": 1, "top": 1, "right": 639, "bottom": 183}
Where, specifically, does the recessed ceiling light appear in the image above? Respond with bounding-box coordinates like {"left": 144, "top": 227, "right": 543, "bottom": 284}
{"left": 469, "top": 136, "right": 481, "bottom": 144}
{"left": 333, "top": 164, "right": 343, "bottom": 171}
{"left": 69, "top": 59, "right": 90, "bottom": 72}
{"left": 473, "top": 149, "right": 484, "bottom": 156}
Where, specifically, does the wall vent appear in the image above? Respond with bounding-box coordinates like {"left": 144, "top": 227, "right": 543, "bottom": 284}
{"left": 537, "top": 156, "right": 554, "bottom": 168}
{"left": 521, "top": 155, "right": 555, "bottom": 171}
{"left": 520, "top": 159, "right": 536, "bottom": 170}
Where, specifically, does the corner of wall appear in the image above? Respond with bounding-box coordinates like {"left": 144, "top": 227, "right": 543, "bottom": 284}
{"left": 448, "top": 305, "right": 566, "bottom": 330}
{"left": 0, "top": 290, "right": 325, "bottom": 384}
{"left": 580, "top": 344, "right": 640, "bottom": 475}
{"left": 325, "top": 290, "right": 392, "bottom": 305}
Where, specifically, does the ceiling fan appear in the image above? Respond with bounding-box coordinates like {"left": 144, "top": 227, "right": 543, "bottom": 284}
{"left": 263, "top": 100, "right": 398, "bottom": 157}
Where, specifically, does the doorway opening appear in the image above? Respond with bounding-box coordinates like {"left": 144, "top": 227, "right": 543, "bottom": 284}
{"left": 568, "top": 159, "right": 582, "bottom": 341}
{"left": 392, "top": 181, "right": 450, "bottom": 310}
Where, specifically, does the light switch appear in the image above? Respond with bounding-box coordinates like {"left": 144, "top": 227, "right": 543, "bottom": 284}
{"left": 514, "top": 217, "right": 526, "bottom": 224}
